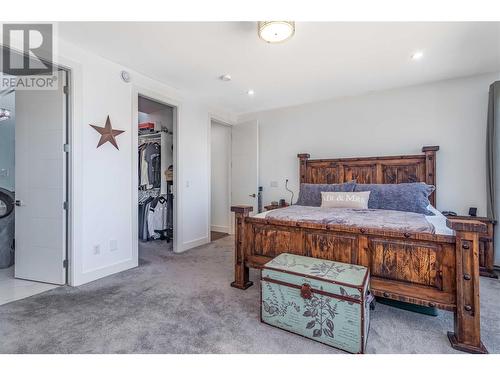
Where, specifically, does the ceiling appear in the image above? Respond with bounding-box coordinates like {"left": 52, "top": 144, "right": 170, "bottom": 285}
{"left": 58, "top": 22, "right": 500, "bottom": 115}
{"left": 138, "top": 95, "right": 173, "bottom": 114}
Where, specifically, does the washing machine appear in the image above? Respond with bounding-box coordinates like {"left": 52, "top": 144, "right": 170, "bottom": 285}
{"left": 0, "top": 188, "right": 15, "bottom": 269}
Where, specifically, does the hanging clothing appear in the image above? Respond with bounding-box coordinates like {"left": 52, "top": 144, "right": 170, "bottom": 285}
{"left": 144, "top": 142, "right": 161, "bottom": 188}
{"left": 138, "top": 196, "right": 153, "bottom": 240}
{"left": 138, "top": 143, "right": 150, "bottom": 188}
{"left": 150, "top": 154, "right": 161, "bottom": 188}
{"left": 138, "top": 141, "right": 161, "bottom": 189}
{"left": 138, "top": 133, "right": 172, "bottom": 241}
{"left": 147, "top": 196, "right": 167, "bottom": 240}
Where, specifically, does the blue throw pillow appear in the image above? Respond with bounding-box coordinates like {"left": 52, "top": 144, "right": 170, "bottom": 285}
{"left": 354, "top": 182, "right": 435, "bottom": 215}
{"left": 296, "top": 182, "right": 356, "bottom": 206}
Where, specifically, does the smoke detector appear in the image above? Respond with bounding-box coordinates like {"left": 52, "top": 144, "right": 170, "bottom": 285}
{"left": 120, "top": 70, "right": 131, "bottom": 83}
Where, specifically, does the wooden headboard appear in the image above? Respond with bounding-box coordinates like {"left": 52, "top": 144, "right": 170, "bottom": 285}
{"left": 297, "top": 146, "right": 439, "bottom": 206}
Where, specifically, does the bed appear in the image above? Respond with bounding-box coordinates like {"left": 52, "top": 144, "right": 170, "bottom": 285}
{"left": 231, "top": 146, "right": 488, "bottom": 353}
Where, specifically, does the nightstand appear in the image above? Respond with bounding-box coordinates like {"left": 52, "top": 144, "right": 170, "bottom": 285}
{"left": 444, "top": 214, "right": 497, "bottom": 278}
{"left": 264, "top": 203, "right": 289, "bottom": 211}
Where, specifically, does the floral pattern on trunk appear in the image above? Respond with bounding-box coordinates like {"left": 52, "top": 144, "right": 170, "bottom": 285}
{"left": 263, "top": 281, "right": 301, "bottom": 317}
{"left": 303, "top": 293, "right": 338, "bottom": 338}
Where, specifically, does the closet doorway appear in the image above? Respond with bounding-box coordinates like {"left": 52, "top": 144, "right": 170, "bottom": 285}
{"left": 210, "top": 120, "right": 232, "bottom": 242}
{"left": 136, "top": 94, "right": 177, "bottom": 257}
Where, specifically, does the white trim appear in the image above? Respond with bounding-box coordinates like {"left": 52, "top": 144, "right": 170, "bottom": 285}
{"left": 72, "top": 258, "right": 137, "bottom": 286}
{"left": 132, "top": 87, "right": 181, "bottom": 256}
{"left": 208, "top": 116, "right": 234, "bottom": 240}
{"left": 56, "top": 55, "right": 83, "bottom": 287}
{"left": 211, "top": 225, "right": 230, "bottom": 234}
{"left": 180, "top": 236, "right": 210, "bottom": 251}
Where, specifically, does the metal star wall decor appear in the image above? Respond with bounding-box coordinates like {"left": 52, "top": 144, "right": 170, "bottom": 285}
{"left": 90, "top": 115, "right": 125, "bottom": 150}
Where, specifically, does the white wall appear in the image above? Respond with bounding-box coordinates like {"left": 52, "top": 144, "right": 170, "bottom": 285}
{"left": 210, "top": 121, "right": 231, "bottom": 233}
{"left": 56, "top": 39, "right": 236, "bottom": 286}
{"left": 239, "top": 72, "right": 500, "bottom": 221}
{"left": 0, "top": 91, "right": 15, "bottom": 192}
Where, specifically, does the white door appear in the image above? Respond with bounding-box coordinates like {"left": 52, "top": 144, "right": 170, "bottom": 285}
{"left": 231, "top": 120, "right": 259, "bottom": 214}
{"left": 14, "top": 70, "right": 67, "bottom": 284}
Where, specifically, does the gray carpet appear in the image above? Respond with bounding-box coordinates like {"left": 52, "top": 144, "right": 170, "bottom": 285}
{"left": 0, "top": 236, "right": 499, "bottom": 354}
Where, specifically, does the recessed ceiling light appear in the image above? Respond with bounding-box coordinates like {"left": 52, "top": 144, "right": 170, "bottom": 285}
{"left": 247, "top": 89, "right": 255, "bottom": 96}
{"left": 258, "top": 21, "right": 295, "bottom": 43}
{"left": 219, "top": 74, "right": 232, "bottom": 82}
{"left": 411, "top": 51, "right": 424, "bottom": 60}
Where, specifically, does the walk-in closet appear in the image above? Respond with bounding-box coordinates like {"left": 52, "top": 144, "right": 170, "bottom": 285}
{"left": 138, "top": 96, "right": 175, "bottom": 249}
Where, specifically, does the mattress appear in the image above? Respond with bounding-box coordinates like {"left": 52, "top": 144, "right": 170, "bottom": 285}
{"left": 253, "top": 205, "right": 454, "bottom": 236}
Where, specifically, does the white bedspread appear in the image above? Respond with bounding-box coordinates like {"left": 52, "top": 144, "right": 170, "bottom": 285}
{"left": 253, "top": 205, "right": 454, "bottom": 236}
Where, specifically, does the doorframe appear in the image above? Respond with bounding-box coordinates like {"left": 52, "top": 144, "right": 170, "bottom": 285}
{"left": 132, "top": 87, "right": 181, "bottom": 257}
{"left": 208, "top": 116, "right": 234, "bottom": 236}
{"left": 62, "top": 66, "right": 72, "bottom": 284}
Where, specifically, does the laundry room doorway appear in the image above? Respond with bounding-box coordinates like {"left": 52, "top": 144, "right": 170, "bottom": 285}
{"left": 0, "top": 54, "right": 71, "bottom": 305}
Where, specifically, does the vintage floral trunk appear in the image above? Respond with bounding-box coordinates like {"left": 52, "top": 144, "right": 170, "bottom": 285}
{"left": 261, "top": 253, "right": 371, "bottom": 354}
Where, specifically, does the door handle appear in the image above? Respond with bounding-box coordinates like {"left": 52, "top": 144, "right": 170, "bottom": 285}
{"left": 15, "top": 200, "right": 24, "bottom": 207}
{"left": 249, "top": 193, "right": 256, "bottom": 198}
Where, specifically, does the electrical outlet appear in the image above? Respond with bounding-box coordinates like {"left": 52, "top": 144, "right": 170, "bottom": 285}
{"left": 270, "top": 181, "right": 279, "bottom": 188}
{"left": 93, "top": 245, "right": 100, "bottom": 255}
{"left": 109, "top": 239, "right": 118, "bottom": 252}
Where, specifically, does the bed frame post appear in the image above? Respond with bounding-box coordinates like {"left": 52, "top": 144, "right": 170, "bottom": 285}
{"left": 230, "top": 205, "right": 254, "bottom": 290}
{"left": 422, "top": 146, "right": 439, "bottom": 206}
{"left": 297, "top": 153, "right": 310, "bottom": 184}
{"left": 446, "top": 218, "right": 488, "bottom": 354}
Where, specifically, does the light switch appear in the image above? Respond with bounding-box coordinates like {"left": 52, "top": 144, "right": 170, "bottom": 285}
{"left": 109, "top": 239, "right": 118, "bottom": 252}
{"left": 270, "top": 181, "right": 279, "bottom": 188}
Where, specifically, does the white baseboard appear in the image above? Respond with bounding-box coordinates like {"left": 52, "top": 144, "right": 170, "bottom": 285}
{"left": 211, "top": 225, "right": 230, "bottom": 233}
{"left": 177, "top": 236, "right": 209, "bottom": 253}
{"left": 71, "top": 258, "right": 138, "bottom": 286}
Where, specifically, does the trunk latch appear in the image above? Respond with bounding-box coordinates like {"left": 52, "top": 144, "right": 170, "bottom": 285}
{"left": 300, "top": 283, "right": 312, "bottom": 299}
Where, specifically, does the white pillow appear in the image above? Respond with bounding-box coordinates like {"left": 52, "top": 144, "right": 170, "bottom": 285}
{"left": 321, "top": 191, "right": 371, "bottom": 209}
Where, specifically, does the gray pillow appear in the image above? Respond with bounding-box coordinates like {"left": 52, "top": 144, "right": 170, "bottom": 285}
{"left": 296, "top": 182, "right": 356, "bottom": 206}
{"left": 354, "top": 182, "right": 435, "bottom": 215}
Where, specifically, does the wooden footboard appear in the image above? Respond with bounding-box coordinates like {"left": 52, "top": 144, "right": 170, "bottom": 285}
{"left": 231, "top": 206, "right": 488, "bottom": 354}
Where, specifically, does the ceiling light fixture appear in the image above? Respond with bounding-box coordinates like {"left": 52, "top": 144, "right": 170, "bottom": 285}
{"left": 0, "top": 108, "right": 11, "bottom": 122}
{"left": 247, "top": 89, "right": 255, "bottom": 96}
{"left": 411, "top": 51, "right": 424, "bottom": 60}
{"left": 219, "top": 74, "right": 232, "bottom": 82}
{"left": 258, "top": 21, "right": 295, "bottom": 43}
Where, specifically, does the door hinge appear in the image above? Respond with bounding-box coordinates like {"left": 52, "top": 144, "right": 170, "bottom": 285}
{"left": 63, "top": 201, "right": 69, "bottom": 210}
{"left": 63, "top": 144, "right": 70, "bottom": 153}
{"left": 63, "top": 259, "right": 68, "bottom": 268}
{"left": 63, "top": 85, "right": 69, "bottom": 95}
